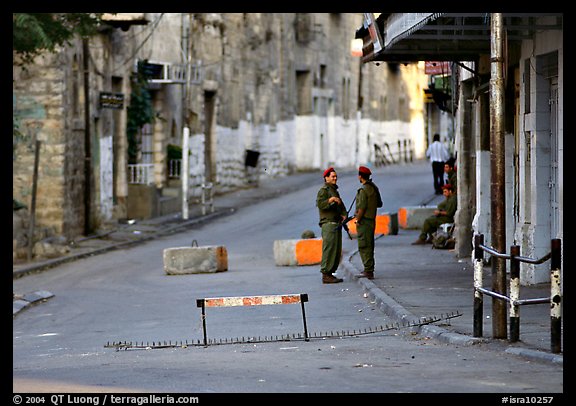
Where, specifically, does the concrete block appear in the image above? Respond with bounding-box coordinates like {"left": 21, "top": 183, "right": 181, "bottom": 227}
{"left": 274, "top": 238, "right": 323, "bottom": 266}
{"left": 398, "top": 206, "right": 436, "bottom": 229}
{"left": 163, "top": 246, "right": 228, "bottom": 275}
{"left": 347, "top": 212, "right": 398, "bottom": 236}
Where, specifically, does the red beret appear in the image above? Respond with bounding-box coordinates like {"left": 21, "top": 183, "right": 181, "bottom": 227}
{"left": 358, "top": 166, "right": 371, "bottom": 175}
{"left": 323, "top": 167, "right": 335, "bottom": 178}
{"left": 442, "top": 184, "right": 453, "bottom": 190}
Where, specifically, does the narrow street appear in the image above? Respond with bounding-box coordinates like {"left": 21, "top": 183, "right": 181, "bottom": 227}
{"left": 13, "top": 162, "right": 563, "bottom": 395}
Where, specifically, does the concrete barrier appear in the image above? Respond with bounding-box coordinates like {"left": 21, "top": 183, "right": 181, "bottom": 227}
{"left": 398, "top": 206, "right": 436, "bottom": 229}
{"left": 163, "top": 246, "right": 228, "bottom": 275}
{"left": 347, "top": 212, "right": 398, "bottom": 236}
{"left": 273, "top": 238, "right": 323, "bottom": 266}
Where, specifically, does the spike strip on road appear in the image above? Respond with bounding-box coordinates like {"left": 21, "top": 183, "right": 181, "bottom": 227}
{"left": 103, "top": 311, "right": 462, "bottom": 350}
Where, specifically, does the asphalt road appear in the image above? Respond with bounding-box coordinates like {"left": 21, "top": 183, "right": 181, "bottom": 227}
{"left": 13, "top": 162, "right": 564, "bottom": 395}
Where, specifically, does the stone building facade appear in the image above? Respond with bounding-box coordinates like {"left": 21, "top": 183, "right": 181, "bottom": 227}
{"left": 13, "top": 13, "right": 428, "bottom": 261}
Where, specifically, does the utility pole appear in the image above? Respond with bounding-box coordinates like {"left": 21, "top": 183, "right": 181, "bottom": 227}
{"left": 83, "top": 37, "right": 92, "bottom": 236}
{"left": 489, "top": 13, "right": 507, "bottom": 339}
{"left": 181, "top": 127, "right": 190, "bottom": 220}
{"left": 181, "top": 13, "right": 191, "bottom": 220}
{"left": 27, "top": 139, "right": 41, "bottom": 261}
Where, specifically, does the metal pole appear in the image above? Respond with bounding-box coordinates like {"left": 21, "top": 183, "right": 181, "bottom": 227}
{"left": 509, "top": 245, "right": 520, "bottom": 342}
{"left": 83, "top": 37, "right": 92, "bottom": 236}
{"left": 489, "top": 13, "right": 507, "bottom": 339}
{"left": 196, "top": 299, "right": 208, "bottom": 346}
{"left": 181, "top": 127, "right": 190, "bottom": 220}
{"left": 26, "top": 139, "right": 41, "bottom": 262}
{"left": 473, "top": 234, "right": 484, "bottom": 337}
{"left": 550, "top": 239, "right": 562, "bottom": 353}
{"left": 300, "top": 294, "right": 309, "bottom": 341}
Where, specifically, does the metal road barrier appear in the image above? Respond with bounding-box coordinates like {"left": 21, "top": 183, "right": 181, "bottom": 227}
{"left": 473, "top": 234, "right": 562, "bottom": 353}
{"left": 196, "top": 293, "right": 310, "bottom": 346}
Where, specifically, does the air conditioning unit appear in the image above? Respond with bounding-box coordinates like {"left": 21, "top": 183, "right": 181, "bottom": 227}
{"left": 136, "top": 60, "right": 187, "bottom": 84}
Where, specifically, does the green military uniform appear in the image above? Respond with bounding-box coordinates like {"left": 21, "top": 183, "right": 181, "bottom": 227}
{"left": 419, "top": 193, "right": 457, "bottom": 241}
{"left": 446, "top": 169, "right": 457, "bottom": 192}
{"left": 355, "top": 180, "right": 381, "bottom": 274}
{"left": 316, "top": 182, "right": 347, "bottom": 275}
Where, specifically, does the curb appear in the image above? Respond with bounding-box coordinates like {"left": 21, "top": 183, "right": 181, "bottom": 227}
{"left": 13, "top": 209, "right": 232, "bottom": 279}
{"left": 505, "top": 347, "right": 564, "bottom": 364}
{"left": 341, "top": 245, "right": 563, "bottom": 365}
{"left": 13, "top": 290, "right": 54, "bottom": 317}
{"left": 341, "top": 256, "right": 479, "bottom": 346}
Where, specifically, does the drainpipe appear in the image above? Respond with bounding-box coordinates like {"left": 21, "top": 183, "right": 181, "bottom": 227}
{"left": 82, "top": 37, "right": 92, "bottom": 236}
{"left": 489, "top": 13, "right": 507, "bottom": 339}
{"left": 355, "top": 58, "right": 363, "bottom": 166}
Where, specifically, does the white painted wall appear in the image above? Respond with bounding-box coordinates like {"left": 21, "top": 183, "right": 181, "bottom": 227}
{"left": 99, "top": 136, "right": 114, "bottom": 222}
{"left": 515, "top": 24, "right": 563, "bottom": 285}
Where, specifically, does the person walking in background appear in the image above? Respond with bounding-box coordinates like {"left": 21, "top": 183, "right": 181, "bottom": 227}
{"left": 353, "top": 166, "right": 383, "bottom": 280}
{"left": 411, "top": 184, "right": 457, "bottom": 245}
{"left": 426, "top": 133, "right": 451, "bottom": 194}
{"left": 316, "top": 167, "right": 347, "bottom": 284}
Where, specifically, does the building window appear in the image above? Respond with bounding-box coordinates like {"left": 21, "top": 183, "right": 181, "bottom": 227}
{"left": 295, "top": 14, "right": 313, "bottom": 43}
{"left": 523, "top": 58, "right": 531, "bottom": 114}
{"left": 139, "top": 123, "right": 154, "bottom": 164}
{"left": 342, "top": 77, "right": 350, "bottom": 120}
{"left": 296, "top": 70, "right": 311, "bottom": 115}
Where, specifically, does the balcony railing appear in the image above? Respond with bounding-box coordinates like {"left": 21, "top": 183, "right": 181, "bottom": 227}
{"left": 128, "top": 163, "right": 155, "bottom": 185}
{"left": 168, "top": 159, "right": 181, "bottom": 178}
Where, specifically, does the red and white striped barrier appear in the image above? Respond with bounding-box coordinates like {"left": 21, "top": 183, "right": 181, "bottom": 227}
{"left": 196, "top": 293, "right": 309, "bottom": 345}
{"left": 202, "top": 294, "right": 305, "bottom": 307}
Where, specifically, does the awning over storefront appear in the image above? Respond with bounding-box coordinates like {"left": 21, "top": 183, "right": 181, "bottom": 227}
{"left": 383, "top": 13, "right": 444, "bottom": 48}
{"left": 356, "top": 13, "right": 563, "bottom": 63}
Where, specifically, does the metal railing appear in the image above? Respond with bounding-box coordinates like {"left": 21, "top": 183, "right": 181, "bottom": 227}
{"left": 168, "top": 159, "right": 181, "bottom": 179}
{"left": 374, "top": 140, "right": 414, "bottom": 167}
{"left": 473, "top": 234, "right": 562, "bottom": 353}
{"left": 128, "top": 163, "right": 155, "bottom": 185}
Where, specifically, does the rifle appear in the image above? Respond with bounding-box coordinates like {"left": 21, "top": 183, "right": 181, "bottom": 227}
{"left": 341, "top": 215, "right": 355, "bottom": 240}
{"left": 341, "top": 196, "right": 356, "bottom": 240}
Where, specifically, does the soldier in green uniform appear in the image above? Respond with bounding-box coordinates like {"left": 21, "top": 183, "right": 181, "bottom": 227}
{"left": 444, "top": 157, "right": 457, "bottom": 192}
{"left": 412, "top": 183, "right": 457, "bottom": 245}
{"left": 354, "top": 166, "right": 383, "bottom": 280}
{"left": 316, "top": 167, "right": 347, "bottom": 284}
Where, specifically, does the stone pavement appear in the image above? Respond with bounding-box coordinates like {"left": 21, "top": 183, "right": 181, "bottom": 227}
{"left": 13, "top": 164, "right": 563, "bottom": 365}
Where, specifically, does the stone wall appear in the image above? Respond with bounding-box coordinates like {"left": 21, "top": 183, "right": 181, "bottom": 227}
{"left": 13, "top": 52, "right": 70, "bottom": 237}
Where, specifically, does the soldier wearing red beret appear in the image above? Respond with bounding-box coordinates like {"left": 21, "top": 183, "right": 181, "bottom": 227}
{"left": 354, "top": 166, "right": 382, "bottom": 280}
{"left": 316, "top": 167, "right": 347, "bottom": 283}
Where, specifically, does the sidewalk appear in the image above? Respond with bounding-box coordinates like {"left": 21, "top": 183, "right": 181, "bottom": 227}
{"left": 342, "top": 230, "right": 563, "bottom": 364}
{"left": 13, "top": 165, "right": 562, "bottom": 365}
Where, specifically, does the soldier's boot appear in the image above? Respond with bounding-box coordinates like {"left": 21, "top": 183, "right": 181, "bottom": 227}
{"left": 322, "top": 274, "right": 343, "bottom": 284}
{"left": 355, "top": 271, "right": 374, "bottom": 280}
